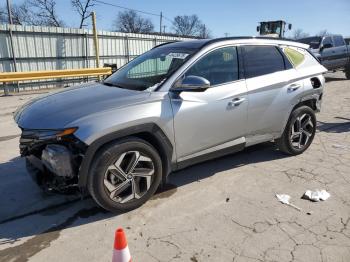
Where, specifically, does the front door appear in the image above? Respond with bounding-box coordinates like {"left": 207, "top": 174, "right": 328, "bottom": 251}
{"left": 170, "top": 46, "right": 248, "bottom": 162}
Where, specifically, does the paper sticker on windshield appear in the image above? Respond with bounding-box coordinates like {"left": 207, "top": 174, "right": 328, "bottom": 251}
{"left": 167, "top": 53, "right": 189, "bottom": 59}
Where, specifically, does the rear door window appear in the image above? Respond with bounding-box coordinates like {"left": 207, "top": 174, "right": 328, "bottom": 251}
{"left": 333, "top": 36, "right": 345, "bottom": 47}
{"left": 242, "top": 46, "right": 286, "bottom": 78}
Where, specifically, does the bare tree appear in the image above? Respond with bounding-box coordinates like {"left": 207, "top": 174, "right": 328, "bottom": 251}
{"left": 317, "top": 29, "right": 330, "bottom": 37}
{"left": 172, "top": 15, "right": 201, "bottom": 36}
{"left": 114, "top": 10, "right": 154, "bottom": 33}
{"left": 0, "top": 6, "right": 6, "bottom": 23}
{"left": 172, "top": 14, "right": 211, "bottom": 38}
{"left": 292, "top": 28, "right": 310, "bottom": 39}
{"left": 0, "top": 3, "right": 37, "bottom": 25}
{"left": 197, "top": 24, "right": 212, "bottom": 38}
{"left": 71, "top": 0, "right": 95, "bottom": 29}
{"left": 29, "top": 0, "right": 64, "bottom": 27}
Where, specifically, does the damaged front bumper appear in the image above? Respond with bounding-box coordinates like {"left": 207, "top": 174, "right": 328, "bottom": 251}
{"left": 20, "top": 128, "right": 87, "bottom": 192}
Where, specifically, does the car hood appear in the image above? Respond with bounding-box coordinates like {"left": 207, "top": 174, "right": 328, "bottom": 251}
{"left": 15, "top": 82, "right": 151, "bottom": 129}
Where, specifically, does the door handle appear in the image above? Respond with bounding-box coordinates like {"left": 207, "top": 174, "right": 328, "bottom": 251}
{"left": 287, "top": 84, "right": 301, "bottom": 92}
{"left": 228, "top": 97, "right": 245, "bottom": 107}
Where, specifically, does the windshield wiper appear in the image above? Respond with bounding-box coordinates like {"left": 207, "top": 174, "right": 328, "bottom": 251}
{"left": 102, "top": 82, "right": 115, "bottom": 86}
{"left": 102, "top": 82, "right": 122, "bottom": 88}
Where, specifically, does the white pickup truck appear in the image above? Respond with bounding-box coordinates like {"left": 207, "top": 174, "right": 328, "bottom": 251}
{"left": 298, "top": 35, "right": 350, "bottom": 79}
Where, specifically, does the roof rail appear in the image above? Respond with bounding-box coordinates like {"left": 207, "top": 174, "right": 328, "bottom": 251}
{"left": 152, "top": 41, "right": 177, "bottom": 49}
{"left": 204, "top": 36, "right": 300, "bottom": 46}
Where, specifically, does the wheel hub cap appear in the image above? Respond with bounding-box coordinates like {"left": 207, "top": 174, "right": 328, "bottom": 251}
{"left": 103, "top": 151, "right": 155, "bottom": 204}
{"left": 290, "top": 113, "right": 314, "bottom": 150}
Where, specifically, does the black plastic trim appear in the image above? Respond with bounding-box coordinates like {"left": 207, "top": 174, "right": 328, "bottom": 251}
{"left": 175, "top": 142, "right": 245, "bottom": 170}
{"left": 77, "top": 123, "right": 173, "bottom": 188}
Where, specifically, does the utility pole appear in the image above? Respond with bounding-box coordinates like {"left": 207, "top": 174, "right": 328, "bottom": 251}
{"left": 6, "top": 0, "right": 18, "bottom": 94}
{"left": 163, "top": 25, "right": 166, "bottom": 34}
{"left": 224, "top": 33, "right": 229, "bottom": 38}
{"left": 91, "top": 11, "right": 101, "bottom": 81}
{"left": 159, "top": 12, "right": 163, "bottom": 35}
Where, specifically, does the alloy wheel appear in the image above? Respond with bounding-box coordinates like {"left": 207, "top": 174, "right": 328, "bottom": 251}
{"left": 290, "top": 113, "right": 315, "bottom": 150}
{"left": 103, "top": 151, "right": 155, "bottom": 203}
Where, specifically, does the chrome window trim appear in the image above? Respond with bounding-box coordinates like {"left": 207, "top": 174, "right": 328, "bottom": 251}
{"left": 159, "top": 39, "right": 309, "bottom": 92}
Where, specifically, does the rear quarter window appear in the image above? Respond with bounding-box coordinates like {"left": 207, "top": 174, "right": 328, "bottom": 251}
{"left": 283, "top": 47, "right": 305, "bottom": 67}
{"left": 281, "top": 45, "right": 322, "bottom": 69}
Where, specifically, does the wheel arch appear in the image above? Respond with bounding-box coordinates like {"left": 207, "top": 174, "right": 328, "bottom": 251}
{"left": 292, "top": 98, "right": 318, "bottom": 112}
{"left": 279, "top": 98, "right": 318, "bottom": 138}
{"left": 77, "top": 123, "right": 174, "bottom": 190}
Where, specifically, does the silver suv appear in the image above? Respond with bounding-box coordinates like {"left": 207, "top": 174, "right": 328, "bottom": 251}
{"left": 15, "top": 37, "right": 327, "bottom": 212}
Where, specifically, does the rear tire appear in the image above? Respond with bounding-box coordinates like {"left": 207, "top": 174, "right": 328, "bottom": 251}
{"left": 345, "top": 66, "right": 350, "bottom": 79}
{"left": 277, "top": 106, "right": 316, "bottom": 155}
{"left": 88, "top": 137, "right": 162, "bottom": 213}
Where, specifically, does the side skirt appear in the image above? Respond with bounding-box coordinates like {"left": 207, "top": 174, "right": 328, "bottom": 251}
{"left": 175, "top": 141, "right": 246, "bottom": 171}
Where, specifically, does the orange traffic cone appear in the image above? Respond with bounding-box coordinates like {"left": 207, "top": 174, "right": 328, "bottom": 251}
{"left": 112, "top": 228, "right": 132, "bottom": 262}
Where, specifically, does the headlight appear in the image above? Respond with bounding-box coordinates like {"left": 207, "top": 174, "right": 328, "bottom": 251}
{"left": 24, "top": 127, "right": 78, "bottom": 141}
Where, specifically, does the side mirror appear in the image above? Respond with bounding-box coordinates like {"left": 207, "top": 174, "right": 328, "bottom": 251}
{"left": 256, "top": 26, "right": 260, "bottom": 32}
{"left": 172, "top": 76, "right": 211, "bottom": 92}
{"left": 288, "top": 24, "right": 292, "bottom": 30}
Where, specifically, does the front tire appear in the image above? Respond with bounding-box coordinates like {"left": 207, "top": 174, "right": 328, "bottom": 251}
{"left": 88, "top": 137, "right": 162, "bottom": 212}
{"left": 277, "top": 106, "right": 316, "bottom": 155}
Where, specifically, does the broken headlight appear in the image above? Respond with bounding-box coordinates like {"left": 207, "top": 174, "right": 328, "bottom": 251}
{"left": 20, "top": 127, "right": 78, "bottom": 155}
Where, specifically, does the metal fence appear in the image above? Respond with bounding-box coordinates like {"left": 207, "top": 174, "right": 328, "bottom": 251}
{"left": 0, "top": 24, "right": 192, "bottom": 91}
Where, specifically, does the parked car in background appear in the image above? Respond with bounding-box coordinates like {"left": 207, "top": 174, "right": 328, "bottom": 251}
{"left": 298, "top": 35, "right": 350, "bottom": 79}
{"left": 15, "top": 37, "right": 327, "bottom": 212}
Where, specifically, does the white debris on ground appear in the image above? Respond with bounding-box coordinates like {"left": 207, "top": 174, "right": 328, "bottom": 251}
{"left": 302, "top": 190, "right": 331, "bottom": 202}
{"left": 275, "top": 194, "right": 302, "bottom": 211}
{"left": 332, "top": 144, "right": 348, "bottom": 150}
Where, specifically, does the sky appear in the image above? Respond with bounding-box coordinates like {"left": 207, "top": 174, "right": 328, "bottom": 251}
{"left": 11, "top": 0, "right": 350, "bottom": 37}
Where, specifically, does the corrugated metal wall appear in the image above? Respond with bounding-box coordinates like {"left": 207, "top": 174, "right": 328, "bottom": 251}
{"left": 0, "top": 24, "right": 193, "bottom": 91}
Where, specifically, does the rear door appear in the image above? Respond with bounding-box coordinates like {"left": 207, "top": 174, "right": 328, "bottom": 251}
{"left": 320, "top": 36, "right": 336, "bottom": 69}
{"left": 242, "top": 45, "right": 303, "bottom": 145}
{"left": 332, "top": 35, "right": 348, "bottom": 68}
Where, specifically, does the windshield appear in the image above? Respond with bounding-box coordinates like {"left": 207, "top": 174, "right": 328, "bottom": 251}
{"left": 298, "top": 37, "right": 321, "bottom": 49}
{"left": 104, "top": 46, "right": 197, "bottom": 91}
{"left": 260, "top": 22, "right": 282, "bottom": 36}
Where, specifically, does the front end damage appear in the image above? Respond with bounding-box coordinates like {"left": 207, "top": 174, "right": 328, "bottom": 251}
{"left": 20, "top": 128, "right": 87, "bottom": 193}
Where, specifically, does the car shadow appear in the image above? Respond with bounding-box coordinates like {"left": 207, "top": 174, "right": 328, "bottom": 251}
{"left": 317, "top": 117, "right": 350, "bottom": 133}
{"left": 0, "top": 141, "right": 288, "bottom": 248}
{"left": 325, "top": 76, "right": 347, "bottom": 82}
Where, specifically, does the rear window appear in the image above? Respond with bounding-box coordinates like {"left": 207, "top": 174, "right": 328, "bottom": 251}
{"left": 242, "top": 46, "right": 286, "bottom": 78}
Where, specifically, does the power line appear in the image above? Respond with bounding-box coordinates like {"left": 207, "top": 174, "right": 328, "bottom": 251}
{"left": 93, "top": 0, "right": 175, "bottom": 34}
{"left": 94, "top": 0, "right": 162, "bottom": 18}
{"left": 163, "top": 16, "right": 174, "bottom": 24}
